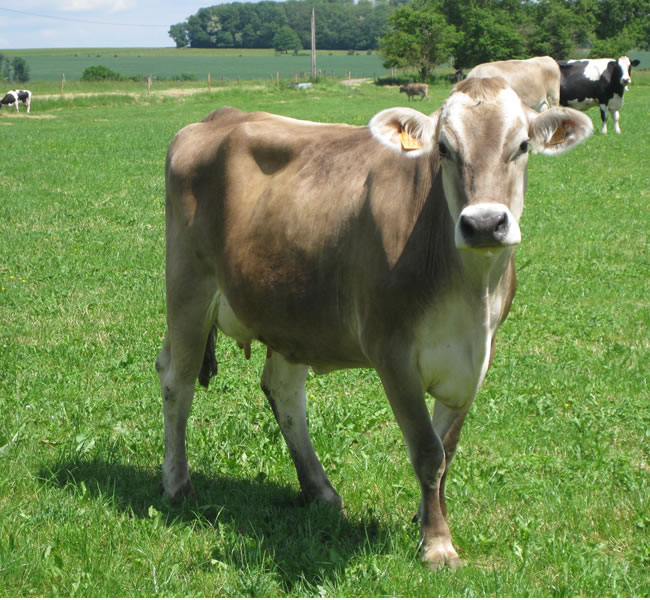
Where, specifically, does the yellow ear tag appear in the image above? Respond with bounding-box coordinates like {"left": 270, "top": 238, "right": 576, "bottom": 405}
{"left": 400, "top": 128, "right": 423, "bottom": 151}
{"left": 549, "top": 122, "right": 568, "bottom": 146}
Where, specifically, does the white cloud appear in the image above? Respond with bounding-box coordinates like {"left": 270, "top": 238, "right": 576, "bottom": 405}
{"left": 58, "top": 0, "right": 135, "bottom": 13}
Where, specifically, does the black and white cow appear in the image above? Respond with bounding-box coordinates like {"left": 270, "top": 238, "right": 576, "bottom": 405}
{"left": 0, "top": 89, "right": 32, "bottom": 113}
{"left": 557, "top": 56, "right": 639, "bottom": 134}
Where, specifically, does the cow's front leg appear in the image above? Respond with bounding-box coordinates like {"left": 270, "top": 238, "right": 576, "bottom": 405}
{"left": 433, "top": 402, "right": 467, "bottom": 520}
{"left": 379, "top": 367, "right": 460, "bottom": 570}
{"left": 261, "top": 352, "right": 342, "bottom": 508}
{"left": 599, "top": 104, "right": 608, "bottom": 134}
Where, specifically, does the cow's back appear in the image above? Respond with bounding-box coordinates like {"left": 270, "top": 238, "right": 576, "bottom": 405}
{"left": 467, "top": 57, "right": 560, "bottom": 110}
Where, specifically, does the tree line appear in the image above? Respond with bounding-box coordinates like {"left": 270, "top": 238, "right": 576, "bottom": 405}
{"left": 380, "top": 0, "right": 649, "bottom": 79}
{"left": 169, "top": 0, "right": 399, "bottom": 51}
{"left": 169, "top": 0, "right": 648, "bottom": 76}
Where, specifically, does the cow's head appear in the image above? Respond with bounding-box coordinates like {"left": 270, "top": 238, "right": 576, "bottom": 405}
{"left": 369, "top": 77, "right": 593, "bottom": 253}
{"left": 618, "top": 56, "right": 640, "bottom": 87}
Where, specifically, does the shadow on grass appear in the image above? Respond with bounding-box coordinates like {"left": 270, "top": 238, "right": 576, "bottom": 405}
{"left": 40, "top": 457, "right": 392, "bottom": 593}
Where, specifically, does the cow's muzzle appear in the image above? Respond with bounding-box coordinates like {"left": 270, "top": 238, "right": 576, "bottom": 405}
{"left": 455, "top": 203, "right": 521, "bottom": 250}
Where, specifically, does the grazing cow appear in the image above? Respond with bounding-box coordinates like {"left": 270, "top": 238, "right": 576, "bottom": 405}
{"left": 399, "top": 83, "right": 430, "bottom": 102}
{"left": 0, "top": 89, "right": 32, "bottom": 113}
{"left": 466, "top": 56, "right": 560, "bottom": 112}
{"left": 156, "top": 78, "right": 592, "bottom": 569}
{"left": 557, "top": 56, "right": 640, "bottom": 134}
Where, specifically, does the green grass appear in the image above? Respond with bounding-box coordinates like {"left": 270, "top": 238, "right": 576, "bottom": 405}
{"left": 0, "top": 47, "right": 388, "bottom": 82}
{"left": 0, "top": 80, "right": 648, "bottom": 596}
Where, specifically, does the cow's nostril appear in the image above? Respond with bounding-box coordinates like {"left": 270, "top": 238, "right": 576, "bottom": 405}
{"left": 495, "top": 212, "right": 508, "bottom": 234}
{"left": 460, "top": 214, "right": 478, "bottom": 239}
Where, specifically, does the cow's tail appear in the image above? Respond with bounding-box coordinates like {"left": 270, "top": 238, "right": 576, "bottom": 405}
{"left": 198, "top": 325, "right": 218, "bottom": 388}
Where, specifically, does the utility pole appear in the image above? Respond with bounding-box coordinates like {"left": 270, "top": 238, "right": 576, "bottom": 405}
{"left": 311, "top": 7, "right": 316, "bottom": 80}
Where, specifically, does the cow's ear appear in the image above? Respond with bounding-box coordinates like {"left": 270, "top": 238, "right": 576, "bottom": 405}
{"left": 528, "top": 107, "right": 593, "bottom": 155}
{"left": 631, "top": 59, "right": 640, "bottom": 67}
{"left": 369, "top": 108, "right": 439, "bottom": 157}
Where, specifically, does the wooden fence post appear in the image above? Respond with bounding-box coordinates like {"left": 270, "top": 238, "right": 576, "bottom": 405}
{"left": 60, "top": 73, "right": 66, "bottom": 95}
{"left": 208, "top": 72, "right": 211, "bottom": 91}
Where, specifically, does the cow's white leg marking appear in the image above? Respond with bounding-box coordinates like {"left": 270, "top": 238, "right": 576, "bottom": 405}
{"left": 378, "top": 360, "right": 460, "bottom": 570}
{"left": 612, "top": 110, "right": 621, "bottom": 134}
{"left": 261, "top": 352, "right": 342, "bottom": 508}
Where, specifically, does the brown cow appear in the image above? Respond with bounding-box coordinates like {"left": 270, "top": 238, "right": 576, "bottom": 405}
{"left": 466, "top": 56, "right": 561, "bottom": 112}
{"left": 156, "top": 78, "right": 592, "bottom": 569}
{"left": 399, "top": 83, "right": 430, "bottom": 102}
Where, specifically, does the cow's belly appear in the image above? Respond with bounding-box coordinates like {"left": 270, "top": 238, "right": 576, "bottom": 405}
{"left": 212, "top": 288, "right": 369, "bottom": 370}
{"left": 607, "top": 93, "right": 623, "bottom": 111}
{"left": 567, "top": 97, "right": 598, "bottom": 111}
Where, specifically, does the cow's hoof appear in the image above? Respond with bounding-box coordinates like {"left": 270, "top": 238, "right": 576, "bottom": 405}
{"left": 318, "top": 488, "right": 344, "bottom": 510}
{"left": 301, "top": 486, "right": 344, "bottom": 511}
{"left": 163, "top": 478, "right": 194, "bottom": 504}
{"left": 421, "top": 539, "right": 461, "bottom": 571}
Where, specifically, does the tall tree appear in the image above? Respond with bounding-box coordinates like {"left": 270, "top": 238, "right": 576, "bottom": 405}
{"left": 273, "top": 26, "right": 303, "bottom": 53}
{"left": 379, "top": 3, "right": 458, "bottom": 79}
{"left": 452, "top": 7, "right": 526, "bottom": 69}
{"left": 11, "top": 57, "right": 30, "bottom": 83}
{"left": 169, "top": 23, "right": 189, "bottom": 47}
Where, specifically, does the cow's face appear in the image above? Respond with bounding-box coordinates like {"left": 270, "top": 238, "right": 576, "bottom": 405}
{"left": 437, "top": 81, "right": 531, "bottom": 251}
{"left": 618, "top": 56, "right": 640, "bottom": 86}
{"left": 369, "top": 77, "right": 593, "bottom": 254}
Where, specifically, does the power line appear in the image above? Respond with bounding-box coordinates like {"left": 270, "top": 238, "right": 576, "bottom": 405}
{"left": 0, "top": 6, "right": 166, "bottom": 28}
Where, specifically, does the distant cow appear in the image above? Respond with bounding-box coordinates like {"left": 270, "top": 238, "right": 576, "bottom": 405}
{"left": 157, "top": 78, "right": 592, "bottom": 569}
{"left": 0, "top": 89, "right": 32, "bottom": 113}
{"left": 399, "top": 83, "right": 430, "bottom": 102}
{"left": 466, "top": 57, "right": 560, "bottom": 112}
{"left": 557, "top": 56, "right": 640, "bottom": 134}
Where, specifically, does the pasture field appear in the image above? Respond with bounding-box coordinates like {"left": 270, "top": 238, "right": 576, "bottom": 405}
{"left": 0, "top": 47, "right": 647, "bottom": 84}
{"left": 0, "top": 47, "right": 389, "bottom": 82}
{"left": 0, "top": 79, "right": 648, "bottom": 597}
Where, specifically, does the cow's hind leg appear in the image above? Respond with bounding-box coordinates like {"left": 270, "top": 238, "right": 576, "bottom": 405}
{"left": 611, "top": 109, "right": 621, "bottom": 134}
{"left": 156, "top": 283, "right": 216, "bottom": 502}
{"left": 261, "top": 352, "right": 342, "bottom": 508}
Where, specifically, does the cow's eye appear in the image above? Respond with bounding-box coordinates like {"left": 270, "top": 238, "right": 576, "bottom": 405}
{"left": 438, "top": 141, "right": 449, "bottom": 158}
{"left": 519, "top": 140, "right": 531, "bottom": 155}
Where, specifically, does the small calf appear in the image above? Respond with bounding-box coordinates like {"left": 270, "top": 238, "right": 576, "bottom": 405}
{"left": 0, "top": 90, "right": 32, "bottom": 113}
{"left": 399, "top": 83, "right": 430, "bottom": 102}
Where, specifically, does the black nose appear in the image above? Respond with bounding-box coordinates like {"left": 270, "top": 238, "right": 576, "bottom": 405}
{"left": 459, "top": 210, "right": 508, "bottom": 247}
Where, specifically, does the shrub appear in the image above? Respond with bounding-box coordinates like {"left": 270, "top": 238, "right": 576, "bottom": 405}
{"left": 81, "top": 65, "right": 123, "bottom": 81}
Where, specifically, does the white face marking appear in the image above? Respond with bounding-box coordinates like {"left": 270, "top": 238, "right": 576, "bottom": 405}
{"left": 618, "top": 56, "right": 632, "bottom": 84}
{"left": 439, "top": 86, "right": 528, "bottom": 248}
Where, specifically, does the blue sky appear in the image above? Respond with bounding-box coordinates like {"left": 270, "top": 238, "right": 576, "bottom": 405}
{"left": 0, "top": 1, "right": 229, "bottom": 49}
